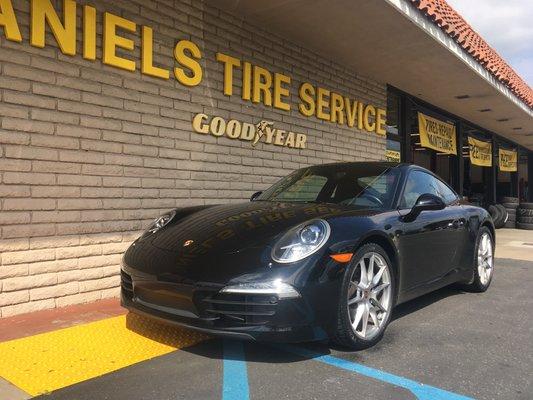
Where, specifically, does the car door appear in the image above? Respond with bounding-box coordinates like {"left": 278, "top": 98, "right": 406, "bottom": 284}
{"left": 397, "top": 170, "right": 466, "bottom": 294}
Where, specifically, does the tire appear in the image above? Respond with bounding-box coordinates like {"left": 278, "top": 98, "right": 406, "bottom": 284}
{"left": 519, "top": 203, "right": 533, "bottom": 209}
{"left": 500, "top": 196, "right": 518, "bottom": 204}
{"left": 518, "top": 216, "right": 533, "bottom": 224}
{"left": 332, "top": 243, "right": 395, "bottom": 350}
{"left": 517, "top": 208, "right": 533, "bottom": 218}
{"left": 487, "top": 205, "right": 501, "bottom": 227}
{"left": 504, "top": 221, "right": 516, "bottom": 229}
{"left": 496, "top": 205, "right": 508, "bottom": 226}
{"left": 517, "top": 222, "right": 533, "bottom": 230}
{"left": 502, "top": 202, "right": 519, "bottom": 209}
{"left": 464, "top": 227, "right": 494, "bottom": 292}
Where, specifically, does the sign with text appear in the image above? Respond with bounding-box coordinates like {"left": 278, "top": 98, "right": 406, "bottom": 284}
{"left": 417, "top": 112, "right": 457, "bottom": 155}
{"left": 385, "top": 150, "right": 400, "bottom": 163}
{"left": 468, "top": 136, "right": 492, "bottom": 167}
{"left": 0, "top": 0, "right": 387, "bottom": 150}
{"left": 499, "top": 148, "right": 517, "bottom": 172}
{"left": 192, "top": 114, "right": 307, "bottom": 149}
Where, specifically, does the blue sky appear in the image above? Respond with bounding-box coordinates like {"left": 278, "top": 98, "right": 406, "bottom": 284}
{"left": 446, "top": 0, "right": 533, "bottom": 87}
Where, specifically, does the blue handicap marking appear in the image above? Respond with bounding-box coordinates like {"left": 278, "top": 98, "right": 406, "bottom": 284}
{"left": 222, "top": 340, "right": 250, "bottom": 400}
{"left": 276, "top": 344, "right": 474, "bottom": 400}
{"left": 222, "top": 340, "right": 474, "bottom": 400}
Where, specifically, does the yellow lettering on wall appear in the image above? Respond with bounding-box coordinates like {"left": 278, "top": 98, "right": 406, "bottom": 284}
{"left": 330, "top": 92, "right": 344, "bottom": 125}
{"left": 357, "top": 102, "right": 364, "bottom": 130}
{"left": 316, "top": 87, "right": 330, "bottom": 121}
{"left": 298, "top": 83, "right": 315, "bottom": 117}
{"left": 192, "top": 113, "right": 209, "bottom": 134}
{"left": 0, "top": 0, "right": 22, "bottom": 42}
{"left": 141, "top": 26, "right": 169, "bottom": 79}
{"left": 242, "top": 61, "right": 252, "bottom": 101}
{"left": 83, "top": 5, "right": 96, "bottom": 60}
{"left": 344, "top": 97, "right": 357, "bottom": 128}
{"left": 103, "top": 12, "right": 136, "bottom": 71}
{"left": 375, "top": 108, "right": 386, "bottom": 135}
{"left": 216, "top": 53, "right": 240, "bottom": 96}
{"left": 31, "top": 0, "right": 76, "bottom": 55}
{"left": 363, "top": 104, "right": 376, "bottom": 132}
{"left": 174, "top": 40, "right": 202, "bottom": 86}
{"left": 273, "top": 73, "right": 291, "bottom": 111}
{"left": 252, "top": 65, "right": 272, "bottom": 106}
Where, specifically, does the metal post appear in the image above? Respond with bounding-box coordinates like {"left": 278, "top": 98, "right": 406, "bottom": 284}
{"left": 527, "top": 151, "right": 533, "bottom": 202}
{"left": 456, "top": 120, "right": 464, "bottom": 195}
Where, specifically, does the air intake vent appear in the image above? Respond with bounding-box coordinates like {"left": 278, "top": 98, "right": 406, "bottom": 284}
{"left": 201, "top": 293, "right": 278, "bottom": 325}
{"left": 121, "top": 270, "right": 133, "bottom": 296}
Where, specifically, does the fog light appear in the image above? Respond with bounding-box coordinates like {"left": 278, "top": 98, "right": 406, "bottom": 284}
{"left": 220, "top": 279, "right": 300, "bottom": 299}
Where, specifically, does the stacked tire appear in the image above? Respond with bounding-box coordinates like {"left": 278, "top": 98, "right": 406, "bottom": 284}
{"left": 517, "top": 202, "right": 533, "bottom": 230}
{"left": 488, "top": 204, "right": 508, "bottom": 229}
{"left": 500, "top": 197, "right": 519, "bottom": 229}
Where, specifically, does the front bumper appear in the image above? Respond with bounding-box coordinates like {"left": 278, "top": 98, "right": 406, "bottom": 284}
{"left": 120, "top": 269, "right": 330, "bottom": 343}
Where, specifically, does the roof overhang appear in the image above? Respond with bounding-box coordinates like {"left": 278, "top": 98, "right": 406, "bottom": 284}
{"left": 210, "top": 0, "right": 533, "bottom": 150}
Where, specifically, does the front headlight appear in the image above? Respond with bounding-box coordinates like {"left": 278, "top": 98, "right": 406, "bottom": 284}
{"left": 146, "top": 210, "right": 176, "bottom": 233}
{"left": 271, "top": 219, "right": 331, "bottom": 263}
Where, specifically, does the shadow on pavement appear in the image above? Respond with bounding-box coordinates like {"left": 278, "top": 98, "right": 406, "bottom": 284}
{"left": 123, "top": 284, "right": 470, "bottom": 362}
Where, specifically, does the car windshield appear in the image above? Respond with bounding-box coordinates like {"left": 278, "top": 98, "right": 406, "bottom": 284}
{"left": 257, "top": 164, "right": 400, "bottom": 210}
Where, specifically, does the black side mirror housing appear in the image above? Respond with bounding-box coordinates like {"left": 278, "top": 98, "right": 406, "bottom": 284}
{"left": 403, "top": 193, "right": 445, "bottom": 222}
{"left": 250, "top": 191, "right": 262, "bottom": 201}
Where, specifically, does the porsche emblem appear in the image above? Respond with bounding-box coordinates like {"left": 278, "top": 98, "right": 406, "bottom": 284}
{"left": 183, "top": 240, "right": 194, "bottom": 247}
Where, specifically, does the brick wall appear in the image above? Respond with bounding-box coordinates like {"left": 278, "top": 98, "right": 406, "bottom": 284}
{"left": 0, "top": 0, "right": 386, "bottom": 317}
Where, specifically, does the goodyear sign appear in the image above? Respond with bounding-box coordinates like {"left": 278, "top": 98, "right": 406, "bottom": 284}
{"left": 468, "top": 136, "right": 492, "bottom": 167}
{"left": 418, "top": 112, "right": 457, "bottom": 155}
{"left": 499, "top": 148, "right": 517, "bottom": 172}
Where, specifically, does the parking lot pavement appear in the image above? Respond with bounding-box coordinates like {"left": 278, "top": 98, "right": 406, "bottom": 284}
{"left": 0, "top": 256, "right": 524, "bottom": 400}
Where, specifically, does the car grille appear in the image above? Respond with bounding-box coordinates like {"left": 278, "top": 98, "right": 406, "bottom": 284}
{"left": 121, "top": 270, "right": 133, "bottom": 298}
{"left": 200, "top": 292, "right": 278, "bottom": 325}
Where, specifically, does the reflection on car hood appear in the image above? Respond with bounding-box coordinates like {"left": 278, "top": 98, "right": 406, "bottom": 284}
{"left": 149, "top": 201, "right": 375, "bottom": 254}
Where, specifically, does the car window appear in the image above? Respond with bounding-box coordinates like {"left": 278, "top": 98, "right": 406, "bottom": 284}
{"left": 435, "top": 179, "right": 458, "bottom": 204}
{"left": 257, "top": 164, "right": 400, "bottom": 210}
{"left": 400, "top": 170, "right": 457, "bottom": 208}
{"left": 329, "top": 172, "right": 398, "bottom": 208}
{"left": 269, "top": 173, "right": 328, "bottom": 202}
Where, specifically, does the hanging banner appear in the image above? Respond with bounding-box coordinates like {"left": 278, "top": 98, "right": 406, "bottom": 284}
{"left": 468, "top": 136, "right": 492, "bottom": 167}
{"left": 499, "top": 148, "right": 517, "bottom": 172}
{"left": 417, "top": 112, "right": 457, "bottom": 155}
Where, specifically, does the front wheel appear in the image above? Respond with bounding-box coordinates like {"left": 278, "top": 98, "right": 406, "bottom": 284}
{"left": 465, "top": 227, "right": 494, "bottom": 292}
{"left": 332, "top": 243, "right": 395, "bottom": 350}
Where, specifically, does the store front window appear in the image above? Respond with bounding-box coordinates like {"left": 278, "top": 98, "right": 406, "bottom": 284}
{"left": 496, "top": 141, "right": 518, "bottom": 198}
{"left": 387, "top": 86, "right": 530, "bottom": 202}
{"left": 462, "top": 125, "right": 493, "bottom": 206}
{"left": 518, "top": 151, "right": 529, "bottom": 202}
{"left": 386, "top": 91, "right": 401, "bottom": 163}
{"left": 409, "top": 104, "right": 458, "bottom": 187}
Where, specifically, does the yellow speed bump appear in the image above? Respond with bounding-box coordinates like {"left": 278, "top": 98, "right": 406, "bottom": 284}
{"left": 0, "top": 314, "right": 208, "bottom": 396}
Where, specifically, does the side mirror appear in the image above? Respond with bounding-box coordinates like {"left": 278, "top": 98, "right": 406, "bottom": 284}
{"left": 250, "top": 191, "right": 262, "bottom": 201}
{"left": 403, "top": 193, "right": 445, "bottom": 222}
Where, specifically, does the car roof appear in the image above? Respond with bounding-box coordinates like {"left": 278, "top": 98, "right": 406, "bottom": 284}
{"left": 312, "top": 161, "right": 410, "bottom": 170}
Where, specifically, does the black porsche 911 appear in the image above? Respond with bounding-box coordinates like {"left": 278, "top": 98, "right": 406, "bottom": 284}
{"left": 121, "top": 162, "right": 495, "bottom": 349}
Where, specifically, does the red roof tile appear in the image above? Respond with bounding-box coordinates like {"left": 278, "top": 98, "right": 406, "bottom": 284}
{"left": 411, "top": 0, "right": 533, "bottom": 109}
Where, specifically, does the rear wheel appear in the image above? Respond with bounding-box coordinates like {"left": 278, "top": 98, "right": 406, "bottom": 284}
{"left": 332, "top": 243, "right": 395, "bottom": 350}
{"left": 465, "top": 227, "right": 494, "bottom": 292}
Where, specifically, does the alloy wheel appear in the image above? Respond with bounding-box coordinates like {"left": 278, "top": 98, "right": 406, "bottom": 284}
{"left": 347, "top": 252, "right": 392, "bottom": 340}
{"left": 477, "top": 233, "right": 493, "bottom": 286}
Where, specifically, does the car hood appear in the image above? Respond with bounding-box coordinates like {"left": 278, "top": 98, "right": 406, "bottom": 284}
{"left": 124, "top": 201, "right": 381, "bottom": 284}
{"left": 149, "top": 201, "right": 370, "bottom": 254}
